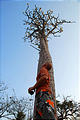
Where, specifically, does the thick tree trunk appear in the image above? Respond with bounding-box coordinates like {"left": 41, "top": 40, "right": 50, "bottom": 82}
{"left": 33, "top": 37, "right": 57, "bottom": 120}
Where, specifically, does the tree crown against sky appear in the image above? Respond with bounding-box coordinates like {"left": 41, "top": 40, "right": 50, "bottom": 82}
{"left": 23, "top": 3, "right": 73, "bottom": 51}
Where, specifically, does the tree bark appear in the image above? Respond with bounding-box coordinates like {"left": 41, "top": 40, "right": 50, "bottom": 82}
{"left": 33, "top": 37, "right": 57, "bottom": 120}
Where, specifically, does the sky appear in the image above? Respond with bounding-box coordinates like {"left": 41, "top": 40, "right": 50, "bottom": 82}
{"left": 0, "top": 0, "right": 80, "bottom": 103}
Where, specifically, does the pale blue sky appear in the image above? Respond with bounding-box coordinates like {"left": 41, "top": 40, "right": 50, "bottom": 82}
{"left": 0, "top": 0, "right": 80, "bottom": 102}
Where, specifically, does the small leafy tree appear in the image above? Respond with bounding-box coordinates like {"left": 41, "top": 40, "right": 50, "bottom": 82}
{"left": 56, "top": 96, "right": 80, "bottom": 120}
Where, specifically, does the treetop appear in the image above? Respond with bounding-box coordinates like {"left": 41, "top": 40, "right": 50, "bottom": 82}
{"left": 23, "top": 3, "right": 73, "bottom": 51}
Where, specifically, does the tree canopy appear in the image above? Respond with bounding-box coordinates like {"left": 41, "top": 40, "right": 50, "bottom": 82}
{"left": 23, "top": 3, "right": 72, "bottom": 51}
{"left": 57, "top": 96, "right": 80, "bottom": 120}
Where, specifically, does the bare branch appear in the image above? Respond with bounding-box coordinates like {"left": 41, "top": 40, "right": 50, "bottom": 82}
{"left": 23, "top": 3, "right": 73, "bottom": 50}
{"left": 30, "top": 45, "right": 40, "bottom": 51}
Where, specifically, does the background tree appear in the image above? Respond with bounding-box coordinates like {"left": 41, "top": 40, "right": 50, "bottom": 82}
{"left": 56, "top": 96, "right": 80, "bottom": 120}
{"left": 23, "top": 3, "right": 72, "bottom": 119}
{"left": 0, "top": 82, "right": 12, "bottom": 119}
{"left": 6, "top": 96, "right": 28, "bottom": 120}
{"left": 0, "top": 82, "right": 33, "bottom": 120}
{"left": 6, "top": 95, "right": 33, "bottom": 120}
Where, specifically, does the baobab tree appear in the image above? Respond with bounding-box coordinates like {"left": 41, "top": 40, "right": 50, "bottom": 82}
{"left": 23, "top": 3, "right": 72, "bottom": 120}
